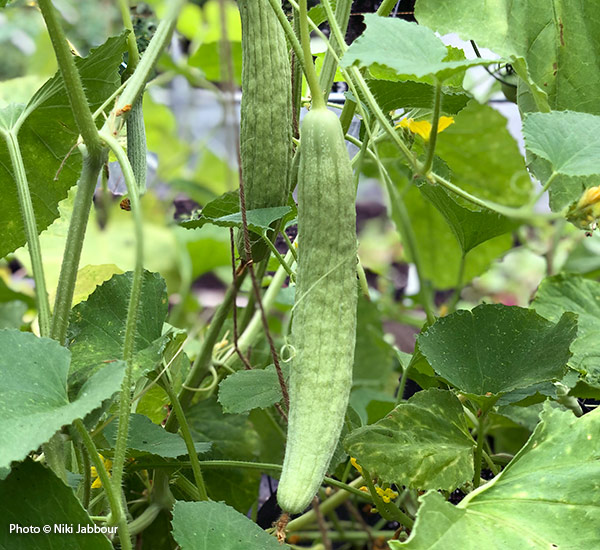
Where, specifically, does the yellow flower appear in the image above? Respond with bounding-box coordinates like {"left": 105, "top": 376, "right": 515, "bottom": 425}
{"left": 375, "top": 486, "right": 399, "bottom": 503}
{"left": 567, "top": 185, "right": 600, "bottom": 231}
{"left": 396, "top": 116, "right": 455, "bottom": 141}
{"left": 90, "top": 454, "right": 113, "bottom": 489}
{"left": 350, "top": 457, "right": 363, "bottom": 474}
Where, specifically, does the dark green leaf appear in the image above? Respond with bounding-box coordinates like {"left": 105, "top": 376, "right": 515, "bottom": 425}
{"left": 172, "top": 501, "right": 288, "bottom": 550}
{"left": 0, "top": 330, "right": 125, "bottom": 469}
{"left": 391, "top": 403, "right": 600, "bottom": 549}
{"left": 67, "top": 271, "right": 168, "bottom": 392}
{"left": 101, "top": 414, "right": 211, "bottom": 458}
{"left": 345, "top": 389, "right": 475, "bottom": 491}
{"left": 218, "top": 364, "right": 289, "bottom": 414}
{"left": 418, "top": 304, "right": 577, "bottom": 397}
{"left": 0, "top": 460, "right": 113, "bottom": 549}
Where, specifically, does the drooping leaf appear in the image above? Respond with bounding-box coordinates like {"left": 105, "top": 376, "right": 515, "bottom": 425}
{"left": 172, "top": 500, "right": 288, "bottom": 550}
{"left": 369, "top": 80, "right": 471, "bottom": 115}
{"left": 398, "top": 183, "right": 512, "bottom": 289}
{"left": 391, "top": 403, "right": 600, "bottom": 549}
{"left": 345, "top": 389, "right": 475, "bottom": 491}
{"left": 66, "top": 271, "right": 168, "bottom": 391}
{"left": 0, "top": 330, "right": 125, "bottom": 469}
{"left": 418, "top": 183, "right": 519, "bottom": 254}
{"left": 181, "top": 189, "right": 295, "bottom": 233}
{"left": 0, "top": 34, "right": 127, "bottom": 259}
{"left": 524, "top": 111, "right": 600, "bottom": 178}
{"left": 0, "top": 460, "right": 113, "bottom": 549}
{"left": 341, "top": 15, "right": 494, "bottom": 84}
{"left": 218, "top": 364, "right": 289, "bottom": 414}
{"left": 417, "top": 304, "right": 577, "bottom": 398}
{"left": 101, "top": 414, "right": 211, "bottom": 458}
{"left": 532, "top": 274, "right": 600, "bottom": 388}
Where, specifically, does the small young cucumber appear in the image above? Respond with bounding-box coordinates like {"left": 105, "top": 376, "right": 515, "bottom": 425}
{"left": 277, "top": 107, "right": 358, "bottom": 514}
{"left": 237, "top": 0, "right": 292, "bottom": 260}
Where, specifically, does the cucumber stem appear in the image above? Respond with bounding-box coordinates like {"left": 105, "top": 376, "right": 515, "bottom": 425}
{"left": 299, "top": 0, "right": 326, "bottom": 109}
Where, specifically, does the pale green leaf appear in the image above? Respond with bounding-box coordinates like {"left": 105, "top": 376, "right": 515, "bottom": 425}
{"left": 524, "top": 111, "right": 600, "bottom": 177}
{"left": 0, "top": 330, "right": 125, "bottom": 469}
{"left": 341, "top": 15, "right": 493, "bottom": 84}
{"left": 172, "top": 500, "right": 288, "bottom": 550}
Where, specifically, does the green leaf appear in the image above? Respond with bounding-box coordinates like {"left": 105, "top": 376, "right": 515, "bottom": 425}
{"left": 353, "top": 296, "right": 395, "bottom": 390}
{"left": 434, "top": 101, "right": 532, "bottom": 207}
{"left": 0, "top": 300, "right": 27, "bottom": 329}
{"left": 369, "top": 80, "right": 471, "bottom": 115}
{"left": 345, "top": 389, "right": 475, "bottom": 491}
{"left": 391, "top": 403, "right": 600, "bottom": 549}
{"left": 532, "top": 274, "right": 600, "bottom": 388}
{"left": 418, "top": 305, "right": 577, "bottom": 397}
{"left": 415, "top": 0, "right": 600, "bottom": 115}
{"left": 101, "top": 414, "right": 211, "bottom": 458}
{"left": 182, "top": 192, "right": 293, "bottom": 234}
{"left": 172, "top": 500, "right": 288, "bottom": 550}
{"left": 15, "top": 190, "right": 180, "bottom": 294}
{"left": 401, "top": 184, "right": 512, "bottom": 289}
{"left": 524, "top": 111, "right": 600, "bottom": 177}
{"left": 66, "top": 271, "right": 168, "bottom": 392}
{"left": 218, "top": 364, "right": 289, "bottom": 414}
{"left": 188, "top": 41, "right": 242, "bottom": 85}
{"left": 341, "top": 15, "right": 494, "bottom": 84}
{"left": 0, "top": 330, "right": 125, "bottom": 469}
{"left": 0, "top": 460, "right": 113, "bottom": 549}
{"left": 187, "top": 397, "right": 261, "bottom": 512}
{"left": 211, "top": 206, "right": 292, "bottom": 233}
{"left": 419, "top": 183, "right": 518, "bottom": 254}
{"left": 0, "top": 34, "right": 127, "bottom": 259}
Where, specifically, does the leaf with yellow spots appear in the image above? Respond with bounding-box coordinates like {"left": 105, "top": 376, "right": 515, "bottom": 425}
{"left": 391, "top": 402, "right": 600, "bottom": 549}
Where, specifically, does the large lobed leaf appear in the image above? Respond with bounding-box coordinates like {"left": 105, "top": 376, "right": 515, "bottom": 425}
{"left": 0, "top": 330, "right": 125, "bottom": 470}
{"left": 417, "top": 304, "right": 577, "bottom": 398}
{"left": 345, "top": 389, "right": 475, "bottom": 491}
{"left": 341, "top": 15, "right": 493, "bottom": 84}
{"left": 391, "top": 403, "right": 600, "bottom": 549}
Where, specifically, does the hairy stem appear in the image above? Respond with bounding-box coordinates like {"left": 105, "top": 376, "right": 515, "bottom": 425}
{"left": 4, "top": 132, "right": 51, "bottom": 336}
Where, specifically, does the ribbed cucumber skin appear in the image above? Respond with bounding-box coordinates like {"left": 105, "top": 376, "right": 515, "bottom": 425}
{"left": 277, "top": 107, "right": 357, "bottom": 514}
{"left": 126, "top": 97, "right": 147, "bottom": 196}
{"left": 237, "top": 0, "right": 292, "bottom": 259}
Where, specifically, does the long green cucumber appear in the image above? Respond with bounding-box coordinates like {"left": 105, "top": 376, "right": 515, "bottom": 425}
{"left": 277, "top": 106, "right": 358, "bottom": 514}
{"left": 237, "top": 0, "right": 292, "bottom": 260}
{"left": 126, "top": 97, "right": 147, "bottom": 196}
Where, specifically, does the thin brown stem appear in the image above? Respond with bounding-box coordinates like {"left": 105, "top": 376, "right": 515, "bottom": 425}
{"left": 312, "top": 497, "right": 333, "bottom": 550}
